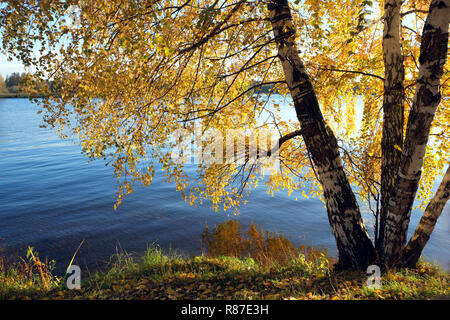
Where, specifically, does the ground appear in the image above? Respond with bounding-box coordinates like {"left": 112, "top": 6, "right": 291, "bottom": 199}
{"left": 1, "top": 247, "right": 448, "bottom": 300}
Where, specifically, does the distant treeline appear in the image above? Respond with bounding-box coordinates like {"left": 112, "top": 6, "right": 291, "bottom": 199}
{"left": 0, "top": 73, "right": 280, "bottom": 98}
{"left": 251, "top": 81, "right": 282, "bottom": 94}
{"left": 0, "top": 72, "right": 56, "bottom": 98}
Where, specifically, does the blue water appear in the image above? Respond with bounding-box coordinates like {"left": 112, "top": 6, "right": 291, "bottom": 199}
{"left": 0, "top": 98, "right": 448, "bottom": 274}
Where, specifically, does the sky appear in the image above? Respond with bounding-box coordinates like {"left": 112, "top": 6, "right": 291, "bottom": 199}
{"left": 0, "top": 53, "right": 26, "bottom": 78}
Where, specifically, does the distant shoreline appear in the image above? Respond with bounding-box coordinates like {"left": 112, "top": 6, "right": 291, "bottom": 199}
{"left": 0, "top": 93, "right": 48, "bottom": 98}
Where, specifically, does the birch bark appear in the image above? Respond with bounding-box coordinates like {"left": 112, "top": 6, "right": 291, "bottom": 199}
{"left": 268, "top": 0, "right": 375, "bottom": 270}
{"left": 378, "top": 0, "right": 405, "bottom": 251}
{"left": 381, "top": 0, "right": 449, "bottom": 268}
{"left": 402, "top": 166, "right": 450, "bottom": 267}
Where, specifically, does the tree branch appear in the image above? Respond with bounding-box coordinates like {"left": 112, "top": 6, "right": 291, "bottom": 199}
{"left": 318, "top": 66, "right": 384, "bottom": 81}
{"left": 267, "top": 129, "right": 303, "bottom": 156}
{"left": 178, "top": 0, "right": 246, "bottom": 55}
{"left": 401, "top": 9, "right": 428, "bottom": 17}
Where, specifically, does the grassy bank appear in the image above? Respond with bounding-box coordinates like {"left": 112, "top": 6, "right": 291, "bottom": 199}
{"left": 1, "top": 246, "right": 448, "bottom": 300}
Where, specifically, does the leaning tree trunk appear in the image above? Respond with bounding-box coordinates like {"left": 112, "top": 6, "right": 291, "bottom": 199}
{"left": 402, "top": 166, "right": 450, "bottom": 268}
{"left": 381, "top": 0, "right": 450, "bottom": 269}
{"left": 378, "top": 0, "right": 405, "bottom": 251}
{"left": 267, "top": 0, "right": 375, "bottom": 270}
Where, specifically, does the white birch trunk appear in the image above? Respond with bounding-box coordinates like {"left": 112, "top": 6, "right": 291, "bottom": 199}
{"left": 379, "top": 0, "right": 405, "bottom": 251}
{"left": 402, "top": 166, "right": 450, "bottom": 267}
{"left": 267, "top": 0, "right": 375, "bottom": 270}
{"left": 381, "top": 0, "right": 450, "bottom": 268}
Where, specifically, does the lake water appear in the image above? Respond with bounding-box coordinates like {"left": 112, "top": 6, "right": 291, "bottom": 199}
{"left": 0, "top": 98, "right": 448, "bottom": 274}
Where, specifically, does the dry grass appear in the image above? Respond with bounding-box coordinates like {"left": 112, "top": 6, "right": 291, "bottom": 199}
{"left": 202, "top": 220, "right": 330, "bottom": 267}
{"left": 0, "top": 247, "right": 61, "bottom": 299}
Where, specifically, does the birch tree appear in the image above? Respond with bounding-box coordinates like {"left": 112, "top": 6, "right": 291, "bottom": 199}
{"left": 0, "top": 0, "right": 448, "bottom": 270}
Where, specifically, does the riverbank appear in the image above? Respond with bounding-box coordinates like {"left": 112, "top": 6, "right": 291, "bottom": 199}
{"left": 1, "top": 246, "right": 448, "bottom": 300}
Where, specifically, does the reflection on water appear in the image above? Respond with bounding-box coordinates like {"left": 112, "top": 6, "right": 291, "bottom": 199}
{"left": 0, "top": 98, "right": 448, "bottom": 274}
